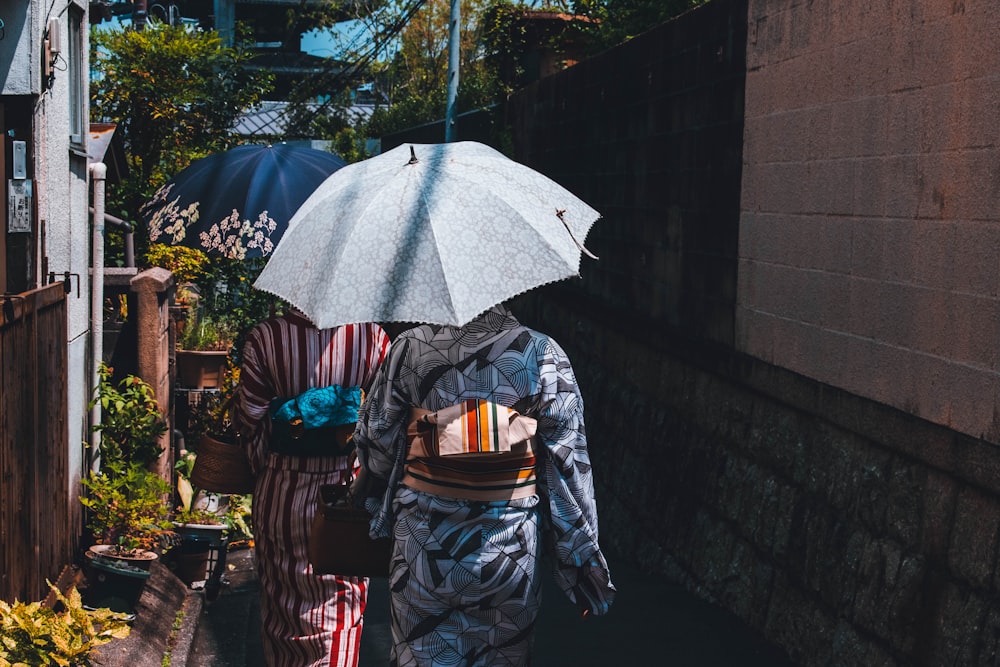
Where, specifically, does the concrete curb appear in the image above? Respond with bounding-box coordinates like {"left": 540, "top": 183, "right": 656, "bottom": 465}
{"left": 93, "top": 560, "right": 204, "bottom": 667}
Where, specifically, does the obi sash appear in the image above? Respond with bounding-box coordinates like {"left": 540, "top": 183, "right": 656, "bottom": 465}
{"left": 268, "top": 385, "right": 362, "bottom": 457}
{"left": 403, "top": 399, "right": 538, "bottom": 501}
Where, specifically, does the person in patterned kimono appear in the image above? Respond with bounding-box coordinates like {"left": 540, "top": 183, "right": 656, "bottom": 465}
{"left": 354, "top": 303, "right": 615, "bottom": 666}
{"left": 233, "top": 309, "right": 390, "bottom": 667}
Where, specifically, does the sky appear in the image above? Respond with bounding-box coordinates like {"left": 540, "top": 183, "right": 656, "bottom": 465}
{"left": 301, "top": 22, "right": 363, "bottom": 59}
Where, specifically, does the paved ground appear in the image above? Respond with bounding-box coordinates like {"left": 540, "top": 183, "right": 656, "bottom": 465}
{"left": 184, "top": 547, "right": 794, "bottom": 666}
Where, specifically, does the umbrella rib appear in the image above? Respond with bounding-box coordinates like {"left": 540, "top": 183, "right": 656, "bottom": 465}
{"left": 416, "top": 178, "right": 461, "bottom": 322}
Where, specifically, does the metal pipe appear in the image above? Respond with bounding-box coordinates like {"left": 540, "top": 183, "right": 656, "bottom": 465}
{"left": 445, "top": 0, "right": 460, "bottom": 142}
{"left": 89, "top": 163, "right": 107, "bottom": 470}
{"left": 89, "top": 208, "right": 135, "bottom": 268}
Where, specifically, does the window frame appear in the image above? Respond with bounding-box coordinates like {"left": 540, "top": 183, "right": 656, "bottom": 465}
{"left": 67, "top": 6, "right": 86, "bottom": 149}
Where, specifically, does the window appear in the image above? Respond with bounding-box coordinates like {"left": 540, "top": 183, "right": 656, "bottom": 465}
{"left": 68, "top": 7, "right": 85, "bottom": 147}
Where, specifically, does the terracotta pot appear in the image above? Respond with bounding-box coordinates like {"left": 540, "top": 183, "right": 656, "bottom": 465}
{"left": 171, "top": 522, "right": 227, "bottom": 586}
{"left": 85, "top": 544, "right": 158, "bottom": 571}
{"left": 176, "top": 349, "right": 229, "bottom": 389}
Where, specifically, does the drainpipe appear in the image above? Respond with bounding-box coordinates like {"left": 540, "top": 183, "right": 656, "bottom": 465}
{"left": 90, "top": 162, "right": 106, "bottom": 469}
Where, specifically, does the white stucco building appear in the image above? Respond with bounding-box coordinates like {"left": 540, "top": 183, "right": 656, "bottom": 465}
{"left": 1, "top": 0, "right": 96, "bottom": 577}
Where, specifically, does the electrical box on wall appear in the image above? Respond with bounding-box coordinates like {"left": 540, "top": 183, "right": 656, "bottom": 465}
{"left": 12, "top": 141, "right": 27, "bottom": 179}
{"left": 44, "top": 18, "right": 60, "bottom": 84}
{"left": 47, "top": 18, "right": 61, "bottom": 55}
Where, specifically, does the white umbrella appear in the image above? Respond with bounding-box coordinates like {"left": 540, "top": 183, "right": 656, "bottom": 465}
{"left": 254, "top": 141, "right": 600, "bottom": 328}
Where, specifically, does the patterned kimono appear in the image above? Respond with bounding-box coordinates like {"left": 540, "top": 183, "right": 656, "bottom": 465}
{"left": 354, "top": 305, "right": 615, "bottom": 667}
{"left": 233, "top": 311, "right": 390, "bottom": 667}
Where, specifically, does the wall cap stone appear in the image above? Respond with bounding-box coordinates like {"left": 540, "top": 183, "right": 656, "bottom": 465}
{"left": 130, "top": 267, "right": 175, "bottom": 296}
{"left": 99, "top": 267, "right": 138, "bottom": 289}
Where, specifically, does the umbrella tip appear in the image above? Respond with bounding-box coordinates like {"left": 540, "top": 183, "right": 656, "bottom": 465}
{"left": 407, "top": 146, "right": 418, "bottom": 165}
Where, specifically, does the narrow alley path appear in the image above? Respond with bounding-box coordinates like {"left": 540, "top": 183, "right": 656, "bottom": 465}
{"left": 186, "top": 548, "right": 793, "bottom": 666}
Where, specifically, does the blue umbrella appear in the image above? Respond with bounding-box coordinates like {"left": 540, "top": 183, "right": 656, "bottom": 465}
{"left": 141, "top": 143, "right": 347, "bottom": 259}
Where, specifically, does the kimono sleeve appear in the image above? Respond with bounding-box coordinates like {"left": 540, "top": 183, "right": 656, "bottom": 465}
{"left": 533, "top": 335, "right": 616, "bottom": 616}
{"left": 353, "top": 335, "right": 413, "bottom": 538}
{"left": 232, "top": 325, "right": 273, "bottom": 475}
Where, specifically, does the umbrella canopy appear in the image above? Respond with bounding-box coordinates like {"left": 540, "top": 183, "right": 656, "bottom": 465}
{"left": 141, "top": 143, "right": 347, "bottom": 259}
{"left": 254, "top": 141, "right": 600, "bottom": 329}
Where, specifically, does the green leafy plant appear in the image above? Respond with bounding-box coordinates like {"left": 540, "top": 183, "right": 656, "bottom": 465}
{"left": 177, "top": 314, "right": 236, "bottom": 352}
{"left": 171, "top": 493, "right": 253, "bottom": 542}
{"left": 192, "top": 255, "right": 277, "bottom": 362}
{"left": 160, "top": 609, "right": 186, "bottom": 667}
{"left": 185, "top": 361, "right": 240, "bottom": 442}
{"left": 222, "top": 494, "right": 254, "bottom": 543}
{"left": 80, "top": 462, "right": 174, "bottom": 557}
{"left": 0, "top": 581, "right": 131, "bottom": 666}
{"left": 172, "top": 505, "right": 225, "bottom": 527}
{"left": 173, "top": 449, "right": 199, "bottom": 515}
{"left": 89, "top": 363, "right": 168, "bottom": 469}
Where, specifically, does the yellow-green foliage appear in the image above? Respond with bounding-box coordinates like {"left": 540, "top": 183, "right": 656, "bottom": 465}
{"left": 146, "top": 244, "right": 208, "bottom": 285}
{"left": 0, "top": 582, "right": 131, "bottom": 666}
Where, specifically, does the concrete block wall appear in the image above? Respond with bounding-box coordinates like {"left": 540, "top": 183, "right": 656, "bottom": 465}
{"left": 508, "top": 0, "right": 747, "bottom": 347}
{"left": 507, "top": 0, "right": 1000, "bottom": 663}
{"left": 739, "top": 0, "right": 1000, "bottom": 441}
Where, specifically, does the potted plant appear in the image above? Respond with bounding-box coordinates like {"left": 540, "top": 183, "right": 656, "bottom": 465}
{"left": 79, "top": 462, "right": 174, "bottom": 614}
{"left": 80, "top": 461, "right": 174, "bottom": 564}
{"left": 174, "top": 448, "right": 253, "bottom": 544}
{"left": 82, "top": 362, "right": 173, "bottom": 563}
{"left": 167, "top": 452, "right": 227, "bottom": 587}
{"left": 0, "top": 581, "right": 132, "bottom": 666}
{"left": 80, "top": 364, "right": 174, "bottom": 614}
{"left": 168, "top": 512, "right": 225, "bottom": 588}
{"left": 175, "top": 314, "right": 236, "bottom": 389}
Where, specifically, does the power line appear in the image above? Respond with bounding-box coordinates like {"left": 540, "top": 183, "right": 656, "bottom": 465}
{"left": 261, "top": 0, "right": 432, "bottom": 139}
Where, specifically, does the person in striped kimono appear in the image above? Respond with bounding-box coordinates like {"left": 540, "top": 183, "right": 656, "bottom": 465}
{"left": 233, "top": 309, "right": 390, "bottom": 667}
{"left": 354, "top": 304, "right": 616, "bottom": 666}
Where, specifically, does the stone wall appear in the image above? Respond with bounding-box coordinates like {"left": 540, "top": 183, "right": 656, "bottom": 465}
{"left": 506, "top": 0, "right": 1000, "bottom": 664}
{"left": 519, "top": 288, "right": 1000, "bottom": 665}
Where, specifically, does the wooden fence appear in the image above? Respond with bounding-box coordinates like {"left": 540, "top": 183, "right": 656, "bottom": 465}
{"left": 0, "top": 282, "right": 75, "bottom": 602}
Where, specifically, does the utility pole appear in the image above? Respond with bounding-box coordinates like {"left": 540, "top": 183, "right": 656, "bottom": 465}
{"left": 445, "top": 0, "right": 460, "bottom": 142}
{"left": 132, "top": 0, "right": 148, "bottom": 30}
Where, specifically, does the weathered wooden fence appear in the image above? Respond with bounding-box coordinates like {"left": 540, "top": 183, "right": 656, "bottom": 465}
{"left": 0, "top": 283, "right": 75, "bottom": 602}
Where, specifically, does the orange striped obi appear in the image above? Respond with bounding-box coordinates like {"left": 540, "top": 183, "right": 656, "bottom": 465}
{"left": 403, "top": 399, "right": 538, "bottom": 502}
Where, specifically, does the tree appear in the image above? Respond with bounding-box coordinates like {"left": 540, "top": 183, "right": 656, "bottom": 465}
{"left": 570, "top": 0, "right": 708, "bottom": 49}
{"left": 367, "top": 0, "right": 501, "bottom": 138}
{"left": 364, "top": 0, "right": 705, "bottom": 138}
{"left": 278, "top": 0, "right": 428, "bottom": 146}
{"left": 90, "top": 23, "right": 273, "bottom": 255}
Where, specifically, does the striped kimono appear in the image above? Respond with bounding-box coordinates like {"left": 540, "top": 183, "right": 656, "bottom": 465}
{"left": 354, "top": 305, "right": 615, "bottom": 667}
{"left": 233, "top": 311, "right": 390, "bottom": 667}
